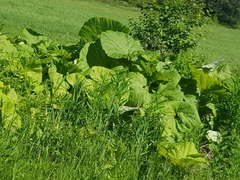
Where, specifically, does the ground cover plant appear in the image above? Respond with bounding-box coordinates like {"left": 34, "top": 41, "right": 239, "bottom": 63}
{"left": 1, "top": 16, "right": 240, "bottom": 179}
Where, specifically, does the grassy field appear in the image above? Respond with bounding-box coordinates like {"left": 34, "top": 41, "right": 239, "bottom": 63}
{"left": 0, "top": 0, "right": 139, "bottom": 43}
{"left": 1, "top": 0, "right": 240, "bottom": 67}
{"left": 194, "top": 23, "right": 240, "bottom": 69}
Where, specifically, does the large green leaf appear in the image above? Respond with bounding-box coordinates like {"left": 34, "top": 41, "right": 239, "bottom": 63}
{"left": 158, "top": 84, "right": 184, "bottom": 102}
{"left": 0, "top": 35, "right": 17, "bottom": 58}
{"left": 192, "top": 68, "right": 225, "bottom": 96}
{"left": 78, "top": 42, "right": 91, "bottom": 73}
{"left": 66, "top": 73, "right": 86, "bottom": 87}
{"left": 127, "top": 72, "right": 152, "bottom": 107}
{"left": 90, "top": 66, "right": 116, "bottom": 85}
{"left": 86, "top": 39, "right": 113, "bottom": 67}
{"left": 22, "top": 28, "right": 51, "bottom": 53}
{"left": 79, "top": 40, "right": 119, "bottom": 69}
{"left": 23, "top": 28, "right": 49, "bottom": 45}
{"left": 127, "top": 88, "right": 152, "bottom": 107}
{"left": 101, "top": 31, "right": 144, "bottom": 59}
{"left": 156, "top": 67, "right": 181, "bottom": 85}
{"left": 48, "top": 64, "right": 70, "bottom": 97}
{"left": 78, "top": 17, "right": 130, "bottom": 45}
{"left": 209, "top": 64, "right": 234, "bottom": 89}
{"left": 66, "top": 72, "right": 95, "bottom": 100}
{"left": 1, "top": 89, "right": 21, "bottom": 130}
{"left": 128, "top": 72, "right": 147, "bottom": 90}
{"left": 23, "top": 60, "right": 42, "bottom": 87}
{"left": 159, "top": 100, "right": 202, "bottom": 139}
{"left": 158, "top": 142, "right": 206, "bottom": 167}
{"left": 155, "top": 67, "right": 183, "bottom": 101}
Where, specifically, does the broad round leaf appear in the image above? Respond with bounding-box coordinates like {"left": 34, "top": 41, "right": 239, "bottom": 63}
{"left": 78, "top": 17, "right": 130, "bottom": 45}
{"left": 89, "top": 66, "right": 115, "bottom": 85}
{"left": 127, "top": 72, "right": 151, "bottom": 107}
{"left": 23, "top": 28, "right": 49, "bottom": 45}
{"left": 160, "top": 100, "right": 202, "bottom": 138}
{"left": 101, "top": 31, "right": 144, "bottom": 59}
{"left": 158, "top": 142, "right": 206, "bottom": 167}
{"left": 128, "top": 72, "right": 147, "bottom": 89}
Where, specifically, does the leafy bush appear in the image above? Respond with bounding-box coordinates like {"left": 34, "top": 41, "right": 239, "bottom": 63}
{"left": 130, "top": 0, "right": 207, "bottom": 55}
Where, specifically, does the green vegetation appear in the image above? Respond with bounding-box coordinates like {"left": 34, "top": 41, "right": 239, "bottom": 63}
{"left": 0, "top": 0, "right": 139, "bottom": 43}
{"left": 0, "top": 0, "right": 240, "bottom": 179}
{"left": 194, "top": 23, "right": 240, "bottom": 70}
{"left": 98, "top": 0, "right": 240, "bottom": 28}
{"left": 130, "top": 0, "right": 207, "bottom": 54}
{"left": 1, "top": 16, "right": 240, "bottom": 179}
{"left": 1, "top": 0, "right": 239, "bottom": 67}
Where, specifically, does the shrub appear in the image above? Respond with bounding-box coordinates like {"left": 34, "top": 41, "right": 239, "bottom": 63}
{"left": 130, "top": 0, "right": 207, "bottom": 55}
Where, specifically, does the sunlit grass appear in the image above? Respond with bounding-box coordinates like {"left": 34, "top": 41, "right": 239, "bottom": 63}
{"left": 194, "top": 23, "right": 240, "bottom": 69}
{"left": 0, "top": 0, "right": 139, "bottom": 43}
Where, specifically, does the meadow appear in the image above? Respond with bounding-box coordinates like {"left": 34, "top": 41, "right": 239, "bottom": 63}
{"left": 194, "top": 23, "right": 240, "bottom": 70}
{"left": 1, "top": 0, "right": 240, "bottom": 67}
{"left": 0, "top": 0, "right": 139, "bottom": 43}
{"left": 0, "top": 0, "right": 240, "bottom": 179}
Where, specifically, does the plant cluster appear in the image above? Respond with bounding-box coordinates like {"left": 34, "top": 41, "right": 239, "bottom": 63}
{"left": 130, "top": 0, "right": 207, "bottom": 55}
{"left": 0, "top": 17, "right": 239, "bottom": 179}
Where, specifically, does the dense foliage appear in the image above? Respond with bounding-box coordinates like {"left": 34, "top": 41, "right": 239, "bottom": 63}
{"left": 0, "top": 17, "right": 240, "bottom": 179}
{"left": 130, "top": 0, "right": 207, "bottom": 55}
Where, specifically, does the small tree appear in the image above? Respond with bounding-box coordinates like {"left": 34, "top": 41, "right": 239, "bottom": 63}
{"left": 130, "top": 0, "right": 207, "bottom": 55}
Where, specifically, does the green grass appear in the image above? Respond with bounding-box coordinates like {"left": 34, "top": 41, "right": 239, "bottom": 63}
{"left": 194, "top": 23, "right": 240, "bottom": 69}
{"left": 0, "top": 83, "right": 215, "bottom": 180}
{"left": 1, "top": 0, "right": 240, "bottom": 67}
{"left": 0, "top": 0, "right": 139, "bottom": 44}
